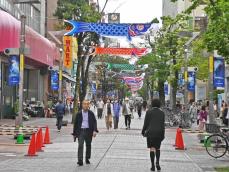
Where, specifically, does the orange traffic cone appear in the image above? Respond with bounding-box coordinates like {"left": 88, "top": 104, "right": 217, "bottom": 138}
{"left": 173, "top": 128, "right": 179, "bottom": 147}
{"left": 44, "top": 126, "right": 52, "bottom": 144}
{"left": 175, "top": 128, "right": 186, "bottom": 150}
{"left": 25, "top": 133, "right": 37, "bottom": 156}
{"left": 36, "top": 128, "right": 44, "bottom": 152}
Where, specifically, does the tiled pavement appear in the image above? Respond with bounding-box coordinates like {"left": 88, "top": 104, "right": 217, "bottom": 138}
{"left": 0, "top": 110, "right": 228, "bottom": 172}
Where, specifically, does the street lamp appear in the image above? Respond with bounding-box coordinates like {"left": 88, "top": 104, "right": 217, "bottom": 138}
{"left": 59, "top": 48, "right": 63, "bottom": 101}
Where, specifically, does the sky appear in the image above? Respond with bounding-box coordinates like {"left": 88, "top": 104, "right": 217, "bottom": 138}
{"left": 99, "top": 0, "right": 162, "bottom": 23}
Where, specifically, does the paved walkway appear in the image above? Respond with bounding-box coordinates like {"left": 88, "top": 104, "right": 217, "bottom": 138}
{"left": 0, "top": 110, "right": 228, "bottom": 172}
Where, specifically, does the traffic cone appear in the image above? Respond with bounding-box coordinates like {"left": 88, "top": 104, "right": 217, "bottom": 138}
{"left": 16, "top": 134, "right": 24, "bottom": 144}
{"left": 44, "top": 126, "right": 52, "bottom": 144}
{"left": 173, "top": 128, "right": 179, "bottom": 147}
{"left": 175, "top": 128, "right": 186, "bottom": 150}
{"left": 25, "top": 133, "right": 37, "bottom": 156}
{"left": 204, "top": 136, "right": 211, "bottom": 147}
{"left": 40, "top": 128, "right": 45, "bottom": 147}
{"left": 36, "top": 128, "right": 44, "bottom": 152}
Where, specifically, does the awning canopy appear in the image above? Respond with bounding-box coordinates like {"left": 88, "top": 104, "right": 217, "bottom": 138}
{"left": 0, "top": 10, "right": 60, "bottom": 66}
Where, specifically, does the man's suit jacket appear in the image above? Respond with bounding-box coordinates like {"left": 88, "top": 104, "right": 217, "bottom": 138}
{"left": 73, "top": 110, "right": 98, "bottom": 137}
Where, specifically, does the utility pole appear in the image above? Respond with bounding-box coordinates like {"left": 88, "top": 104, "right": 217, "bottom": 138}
{"left": 208, "top": 55, "right": 215, "bottom": 124}
{"left": 58, "top": 49, "right": 63, "bottom": 100}
{"left": 17, "top": 15, "right": 26, "bottom": 126}
{"left": 184, "top": 47, "right": 189, "bottom": 111}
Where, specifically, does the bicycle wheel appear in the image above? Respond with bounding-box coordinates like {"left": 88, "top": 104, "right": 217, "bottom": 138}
{"left": 206, "top": 134, "right": 228, "bottom": 158}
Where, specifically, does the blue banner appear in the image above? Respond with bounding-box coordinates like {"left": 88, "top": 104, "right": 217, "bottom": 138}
{"left": 64, "top": 20, "right": 153, "bottom": 40}
{"left": 51, "top": 70, "right": 59, "bottom": 91}
{"left": 187, "top": 71, "right": 195, "bottom": 92}
{"left": 164, "top": 83, "right": 168, "bottom": 95}
{"left": 213, "top": 57, "right": 225, "bottom": 88}
{"left": 91, "top": 83, "right": 96, "bottom": 95}
{"left": 8, "top": 55, "right": 19, "bottom": 86}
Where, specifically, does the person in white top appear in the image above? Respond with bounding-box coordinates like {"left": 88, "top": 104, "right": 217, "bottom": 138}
{"left": 97, "top": 98, "right": 104, "bottom": 119}
{"left": 103, "top": 100, "right": 114, "bottom": 130}
{"left": 122, "top": 97, "right": 132, "bottom": 130}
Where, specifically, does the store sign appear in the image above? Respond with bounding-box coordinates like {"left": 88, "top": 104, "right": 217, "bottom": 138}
{"left": 213, "top": 57, "right": 225, "bottom": 88}
{"left": 8, "top": 55, "right": 19, "bottom": 86}
{"left": 51, "top": 70, "right": 59, "bottom": 91}
{"left": 63, "top": 36, "right": 73, "bottom": 69}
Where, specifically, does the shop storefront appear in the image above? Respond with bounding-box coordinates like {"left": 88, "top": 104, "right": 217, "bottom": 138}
{"left": 0, "top": 10, "right": 60, "bottom": 119}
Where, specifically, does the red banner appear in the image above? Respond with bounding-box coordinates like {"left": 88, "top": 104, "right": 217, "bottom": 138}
{"left": 95, "top": 47, "right": 149, "bottom": 57}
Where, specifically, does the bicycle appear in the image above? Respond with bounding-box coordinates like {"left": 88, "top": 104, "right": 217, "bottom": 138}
{"left": 205, "top": 127, "right": 229, "bottom": 158}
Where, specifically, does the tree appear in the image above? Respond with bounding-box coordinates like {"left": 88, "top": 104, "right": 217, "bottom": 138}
{"left": 54, "top": 0, "right": 106, "bottom": 123}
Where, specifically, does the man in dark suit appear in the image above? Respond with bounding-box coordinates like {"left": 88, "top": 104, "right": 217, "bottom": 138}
{"left": 73, "top": 100, "right": 98, "bottom": 166}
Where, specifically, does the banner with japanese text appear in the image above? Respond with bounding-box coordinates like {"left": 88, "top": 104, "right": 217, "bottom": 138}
{"left": 63, "top": 36, "right": 73, "bottom": 69}
{"left": 51, "top": 70, "right": 59, "bottom": 91}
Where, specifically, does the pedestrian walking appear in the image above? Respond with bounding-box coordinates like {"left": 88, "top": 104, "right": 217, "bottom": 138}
{"left": 97, "top": 98, "right": 104, "bottom": 119}
{"left": 73, "top": 100, "right": 98, "bottom": 166}
{"left": 122, "top": 98, "right": 132, "bottom": 130}
{"left": 142, "top": 99, "right": 165, "bottom": 171}
{"left": 198, "top": 105, "right": 208, "bottom": 131}
{"left": 103, "top": 100, "right": 114, "bottom": 130}
{"left": 222, "top": 103, "right": 228, "bottom": 126}
{"left": 113, "top": 99, "right": 121, "bottom": 129}
{"left": 143, "top": 100, "right": 147, "bottom": 111}
{"left": 55, "top": 100, "right": 65, "bottom": 132}
{"left": 137, "top": 102, "right": 142, "bottom": 118}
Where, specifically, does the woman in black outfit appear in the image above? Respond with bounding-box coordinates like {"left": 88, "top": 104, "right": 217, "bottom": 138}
{"left": 142, "top": 99, "right": 165, "bottom": 171}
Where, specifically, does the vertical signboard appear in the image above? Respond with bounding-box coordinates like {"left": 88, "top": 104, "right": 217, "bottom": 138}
{"left": 8, "top": 55, "right": 20, "bottom": 86}
{"left": 164, "top": 82, "right": 169, "bottom": 95}
{"left": 187, "top": 71, "right": 195, "bottom": 92}
{"left": 51, "top": 70, "right": 59, "bottom": 91}
{"left": 63, "top": 36, "right": 73, "bottom": 69}
{"left": 213, "top": 57, "right": 225, "bottom": 88}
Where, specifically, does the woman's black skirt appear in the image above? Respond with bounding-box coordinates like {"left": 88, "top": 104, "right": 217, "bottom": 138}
{"left": 147, "top": 137, "right": 162, "bottom": 149}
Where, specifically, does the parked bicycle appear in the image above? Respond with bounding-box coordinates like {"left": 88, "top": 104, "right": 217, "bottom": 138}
{"left": 205, "top": 128, "right": 229, "bottom": 158}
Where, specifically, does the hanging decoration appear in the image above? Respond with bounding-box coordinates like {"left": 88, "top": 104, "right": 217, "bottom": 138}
{"left": 213, "top": 57, "right": 225, "bottom": 88}
{"left": 51, "top": 70, "right": 59, "bottom": 91}
{"left": 63, "top": 36, "right": 73, "bottom": 69}
{"left": 8, "top": 55, "right": 19, "bottom": 86}
{"left": 95, "top": 47, "right": 150, "bottom": 57}
{"left": 187, "top": 71, "right": 195, "bottom": 92}
{"left": 107, "top": 63, "right": 135, "bottom": 71}
{"left": 64, "top": 20, "right": 153, "bottom": 40}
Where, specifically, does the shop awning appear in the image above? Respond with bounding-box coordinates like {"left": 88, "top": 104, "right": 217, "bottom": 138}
{"left": 62, "top": 73, "right": 76, "bottom": 83}
{"left": 0, "top": 10, "right": 60, "bottom": 66}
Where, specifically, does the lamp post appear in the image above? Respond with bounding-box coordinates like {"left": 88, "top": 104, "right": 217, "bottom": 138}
{"left": 17, "top": 15, "right": 26, "bottom": 126}
{"left": 59, "top": 48, "right": 63, "bottom": 101}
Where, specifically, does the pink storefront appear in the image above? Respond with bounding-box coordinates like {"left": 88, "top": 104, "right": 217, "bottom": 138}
{"left": 0, "top": 10, "right": 60, "bottom": 118}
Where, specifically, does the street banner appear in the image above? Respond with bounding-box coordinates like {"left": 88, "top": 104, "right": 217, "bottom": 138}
{"left": 51, "top": 70, "right": 59, "bottom": 91}
{"left": 8, "top": 55, "right": 19, "bottom": 86}
{"left": 178, "top": 73, "right": 184, "bottom": 86}
{"left": 63, "top": 36, "right": 73, "bottom": 69}
{"left": 164, "top": 82, "right": 169, "bottom": 95}
{"left": 91, "top": 83, "right": 96, "bottom": 95}
{"left": 213, "top": 57, "right": 225, "bottom": 88}
{"left": 95, "top": 47, "right": 150, "bottom": 57}
{"left": 187, "top": 71, "right": 195, "bottom": 92}
{"left": 64, "top": 20, "right": 155, "bottom": 40}
{"left": 107, "top": 63, "right": 135, "bottom": 70}
{"left": 209, "top": 56, "right": 214, "bottom": 73}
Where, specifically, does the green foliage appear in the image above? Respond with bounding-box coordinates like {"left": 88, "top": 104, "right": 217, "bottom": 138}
{"left": 203, "top": 0, "right": 229, "bottom": 58}
{"left": 55, "top": 0, "right": 101, "bottom": 22}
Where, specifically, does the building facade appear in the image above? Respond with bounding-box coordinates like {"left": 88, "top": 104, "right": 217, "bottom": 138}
{"left": 0, "top": 1, "right": 60, "bottom": 119}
